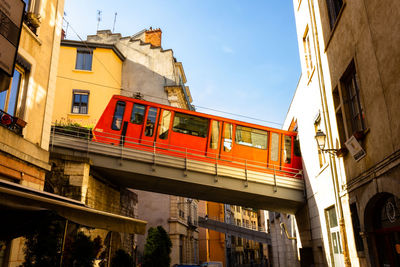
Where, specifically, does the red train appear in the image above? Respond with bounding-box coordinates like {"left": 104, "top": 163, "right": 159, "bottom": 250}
{"left": 93, "top": 95, "right": 302, "bottom": 177}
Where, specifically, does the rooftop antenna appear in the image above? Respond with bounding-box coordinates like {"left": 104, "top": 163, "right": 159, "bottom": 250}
{"left": 96, "top": 10, "right": 102, "bottom": 32}
{"left": 112, "top": 12, "right": 117, "bottom": 33}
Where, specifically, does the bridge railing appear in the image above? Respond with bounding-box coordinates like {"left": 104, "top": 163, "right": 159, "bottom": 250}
{"left": 50, "top": 125, "right": 303, "bottom": 182}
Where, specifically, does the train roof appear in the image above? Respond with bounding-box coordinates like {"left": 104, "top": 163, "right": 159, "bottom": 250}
{"left": 110, "top": 95, "right": 297, "bottom": 136}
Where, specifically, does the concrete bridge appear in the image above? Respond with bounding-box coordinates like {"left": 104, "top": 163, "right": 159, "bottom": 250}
{"left": 50, "top": 128, "right": 305, "bottom": 214}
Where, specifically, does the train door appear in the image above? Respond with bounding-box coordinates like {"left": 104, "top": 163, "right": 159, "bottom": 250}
{"left": 207, "top": 120, "right": 221, "bottom": 159}
{"left": 269, "top": 132, "right": 281, "bottom": 170}
{"left": 155, "top": 109, "right": 173, "bottom": 151}
{"left": 123, "top": 103, "right": 146, "bottom": 147}
{"left": 219, "top": 122, "right": 233, "bottom": 161}
{"left": 140, "top": 106, "right": 159, "bottom": 148}
{"left": 282, "top": 135, "right": 293, "bottom": 171}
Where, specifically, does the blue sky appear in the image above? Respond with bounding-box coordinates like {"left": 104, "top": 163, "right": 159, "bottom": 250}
{"left": 63, "top": 0, "right": 301, "bottom": 128}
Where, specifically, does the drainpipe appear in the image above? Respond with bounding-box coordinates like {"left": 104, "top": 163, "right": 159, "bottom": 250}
{"left": 307, "top": 0, "right": 351, "bottom": 266}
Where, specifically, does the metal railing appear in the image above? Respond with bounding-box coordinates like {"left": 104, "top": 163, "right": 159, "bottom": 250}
{"left": 0, "top": 110, "right": 26, "bottom": 135}
{"left": 50, "top": 125, "right": 303, "bottom": 183}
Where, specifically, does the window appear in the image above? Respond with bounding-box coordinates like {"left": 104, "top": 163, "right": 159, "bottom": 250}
{"left": 235, "top": 126, "right": 268, "bottom": 149}
{"left": 326, "top": 206, "right": 344, "bottom": 264}
{"left": 326, "top": 0, "right": 344, "bottom": 29}
{"left": 145, "top": 107, "right": 157, "bottom": 137}
{"left": 283, "top": 135, "right": 292, "bottom": 164}
{"left": 75, "top": 50, "right": 93, "bottom": 70}
{"left": 22, "top": 0, "right": 29, "bottom": 12}
{"left": 303, "top": 27, "right": 314, "bottom": 78}
{"left": 71, "top": 91, "right": 89, "bottom": 114}
{"left": 333, "top": 61, "right": 365, "bottom": 144}
{"left": 209, "top": 120, "right": 220, "bottom": 149}
{"left": 350, "top": 203, "right": 364, "bottom": 252}
{"left": 223, "top": 123, "right": 233, "bottom": 152}
{"left": 159, "top": 110, "right": 171, "bottom": 139}
{"left": 172, "top": 112, "right": 208, "bottom": 137}
{"left": 270, "top": 133, "right": 279, "bottom": 162}
{"left": 0, "top": 67, "right": 23, "bottom": 116}
{"left": 111, "top": 101, "right": 125, "bottom": 130}
{"left": 131, "top": 104, "right": 145, "bottom": 124}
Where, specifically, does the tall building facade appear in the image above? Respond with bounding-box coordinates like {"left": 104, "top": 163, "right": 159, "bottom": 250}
{"left": 280, "top": 0, "right": 400, "bottom": 266}
{"left": 0, "top": 0, "right": 65, "bottom": 265}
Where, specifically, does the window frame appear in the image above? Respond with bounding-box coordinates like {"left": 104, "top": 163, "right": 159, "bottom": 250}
{"left": 75, "top": 49, "right": 93, "bottom": 71}
{"left": 333, "top": 60, "right": 366, "bottom": 144}
{"left": 0, "top": 65, "right": 25, "bottom": 117}
{"left": 325, "top": 0, "right": 344, "bottom": 29}
{"left": 71, "top": 90, "right": 89, "bottom": 114}
{"left": 303, "top": 26, "right": 314, "bottom": 80}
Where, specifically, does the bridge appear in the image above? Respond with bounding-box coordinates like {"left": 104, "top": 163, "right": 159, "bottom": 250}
{"left": 50, "top": 127, "right": 305, "bottom": 213}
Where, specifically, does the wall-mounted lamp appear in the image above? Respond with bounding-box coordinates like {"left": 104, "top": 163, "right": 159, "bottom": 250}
{"left": 315, "top": 129, "right": 340, "bottom": 156}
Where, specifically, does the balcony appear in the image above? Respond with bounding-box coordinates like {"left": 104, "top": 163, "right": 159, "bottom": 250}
{"left": 0, "top": 110, "right": 26, "bottom": 136}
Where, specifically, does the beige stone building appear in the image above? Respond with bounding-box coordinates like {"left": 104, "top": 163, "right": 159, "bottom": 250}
{"left": 274, "top": 0, "right": 400, "bottom": 267}
{"left": 0, "top": 0, "right": 65, "bottom": 265}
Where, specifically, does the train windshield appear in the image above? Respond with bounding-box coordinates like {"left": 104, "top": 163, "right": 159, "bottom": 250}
{"left": 235, "top": 126, "right": 268, "bottom": 150}
{"left": 172, "top": 112, "right": 209, "bottom": 138}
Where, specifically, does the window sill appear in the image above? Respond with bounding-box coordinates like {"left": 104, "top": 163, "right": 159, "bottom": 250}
{"left": 73, "top": 69, "right": 93, "bottom": 73}
{"left": 324, "top": 1, "right": 347, "bottom": 52}
{"left": 316, "top": 162, "right": 329, "bottom": 178}
{"left": 68, "top": 113, "right": 90, "bottom": 117}
{"left": 307, "top": 67, "right": 316, "bottom": 85}
{"left": 297, "top": 0, "right": 302, "bottom": 11}
{"left": 22, "top": 23, "right": 42, "bottom": 45}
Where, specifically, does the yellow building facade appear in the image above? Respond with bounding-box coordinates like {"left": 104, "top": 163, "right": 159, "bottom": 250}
{"left": 52, "top": 40, "right": 124, "bottom": 127}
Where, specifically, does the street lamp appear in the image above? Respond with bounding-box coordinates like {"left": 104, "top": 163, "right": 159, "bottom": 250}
{"left": 315, "top": 129, "right": 340, "bottom": 155}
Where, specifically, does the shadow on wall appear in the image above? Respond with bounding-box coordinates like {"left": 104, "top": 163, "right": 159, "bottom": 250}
{"left": 121, "top": 59, "right": 177, "bottom": 105}
{"left": 294, "top": 166, "right": 329, "bottom": 267}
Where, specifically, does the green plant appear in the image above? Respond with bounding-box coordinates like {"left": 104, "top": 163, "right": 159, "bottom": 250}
{"left": 143, "top": 226, "right": 172, "bottom": 267}
{"left": 62, "top": 232, "right": 102, "bottom": 267}
{"left": 111, "top": 249, "right": 134, "bottom": 267}
{"left": 21, "top": 212, "right": 64, "bottom": 267}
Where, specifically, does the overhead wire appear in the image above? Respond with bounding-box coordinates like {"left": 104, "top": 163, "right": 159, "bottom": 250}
{"left": 61, "top": 18, "right": 284, "bottom": 128}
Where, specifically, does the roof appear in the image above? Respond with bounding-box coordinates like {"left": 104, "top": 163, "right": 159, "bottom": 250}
{"left": 61, "top": 39, "right": 126, "bottom": 61}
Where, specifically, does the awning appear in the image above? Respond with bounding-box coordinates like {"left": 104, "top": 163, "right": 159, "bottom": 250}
{"left": 0, "top": 180, "right": 147, "bottom": 234}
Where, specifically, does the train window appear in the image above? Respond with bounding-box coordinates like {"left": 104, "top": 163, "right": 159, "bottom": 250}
{"left": 223, "top": 123, "right": 233, "bottom": 152}
{"left": 210, "top": 121, "right": 220, "bottom": 149}
{"left": 271, "top": 133, "right": 279, "bottom": 162}
{"left": 111, "top": 101, "right": 126, "bottom": 130}
{"left": 145, "top": 107, "right": 157, "bottom": 137}
{"left": 172, "top": 112, "right": 208, "bottom": 138}
{"left": 131, "top": 104, "right": 145, "bottom": 124}
{"left": 284, "top": 136, "right": 292, "bottom": 164}
{"left": 159, "top": 110, "right": 171, "bottom": 139}
{"left": 294, "top": 138, "right": 301, "bottom": 156}
{"left": 235, "top": 126, "right": 268, "bottom": 150}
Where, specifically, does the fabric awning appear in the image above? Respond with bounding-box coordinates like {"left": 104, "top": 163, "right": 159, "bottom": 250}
{"left": 0, "top": 180, "right": 147, "bottom": 234}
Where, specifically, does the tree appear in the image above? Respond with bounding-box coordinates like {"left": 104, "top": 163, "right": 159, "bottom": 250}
{"left": 111, "top": 249, "right": 134, "bottom": 267}
{"left": 143, "top": 226, "right": 172, "bottom": 267}
{"left": 62, "top": 231, "right": 102, "bottom": 267}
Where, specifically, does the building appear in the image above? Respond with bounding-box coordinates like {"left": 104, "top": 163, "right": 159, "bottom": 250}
{"left": 0, "top": 0, "right": 65, "bottom": 265}
{"left": 58, "top": 28, "right": 198, "bottom": 265}
{"left": 52, "top": 39, "right": 125, "bottom": 127}
{"left": 276, "top": 0, "right": 400, "bottom": 267}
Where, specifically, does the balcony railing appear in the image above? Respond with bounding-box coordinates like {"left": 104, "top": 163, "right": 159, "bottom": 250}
{"left": 0, "top": 110, "right": 26, "bottom": 135}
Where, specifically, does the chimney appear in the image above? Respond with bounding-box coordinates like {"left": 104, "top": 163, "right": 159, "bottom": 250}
{"left": 145, "top": 27, "right": 162, "bottom": 47}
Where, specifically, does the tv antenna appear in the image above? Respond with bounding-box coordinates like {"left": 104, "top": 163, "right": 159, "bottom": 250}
{"left": 112, "top": 12, "right": 117, "bottom": 33}
{"left": 96, "top": 10, "right": 102, "bottom": 32}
